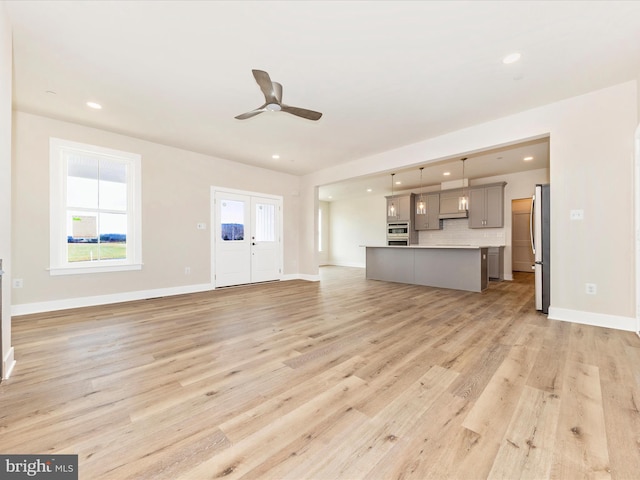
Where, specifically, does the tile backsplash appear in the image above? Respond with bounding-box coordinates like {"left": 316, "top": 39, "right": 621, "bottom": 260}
{"left": 418, "top": 218, "right": 505, "bottom": 246}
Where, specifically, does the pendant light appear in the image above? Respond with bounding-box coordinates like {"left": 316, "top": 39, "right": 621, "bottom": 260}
{"left": 458, "top": 157, "right": 469, "bottom": 211}
{"left": 388, "top": 173, "right": 396, "bottom": 217}
{"left": 416, "top": 167, "right": 426, "bottom": 215}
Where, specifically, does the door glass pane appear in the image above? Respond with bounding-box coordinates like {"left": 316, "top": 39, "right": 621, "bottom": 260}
{"left": 221, "top": 200, "right": 245, "bottom": 241}
{"left": 255, "top": 203, "right": 275, "bottom": 242}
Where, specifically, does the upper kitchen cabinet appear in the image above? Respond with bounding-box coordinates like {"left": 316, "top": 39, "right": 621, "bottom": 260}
{"left": 386, "top": 193, "right": 415, "bottom": 223}
{"left": 438, "top": 188, "right": 468, "bottom": 219}
{"left": 468, "top": 182, "right": 506, "bottom": 228}
{"left": 415, "top": 193, "right": 442, "bottom": 231}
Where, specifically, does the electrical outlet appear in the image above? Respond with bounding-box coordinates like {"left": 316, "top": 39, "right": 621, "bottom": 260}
{"left": 184, "top": 267, "right": 191, "bottom": 275}
{"left": 13, "top": 278, "right": 24, "bottom": 288}
{"left": 585, "top": 283, "right": 597, "bottom": 295}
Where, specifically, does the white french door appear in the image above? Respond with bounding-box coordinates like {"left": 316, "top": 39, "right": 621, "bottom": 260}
{"left": 213, "top": 189, "right": 282, "bottom": 288}
{"left": 250, "top": 196, "right": 281, "bottom": 283}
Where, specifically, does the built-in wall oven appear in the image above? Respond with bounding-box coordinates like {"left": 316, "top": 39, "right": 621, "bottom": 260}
{"left": 387, "top": 222, "right": 410, "bottom": 246}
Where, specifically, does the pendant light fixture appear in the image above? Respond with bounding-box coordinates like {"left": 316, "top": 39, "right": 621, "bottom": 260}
{"left": 458, "top": 157, "right": 469, "bottom": 211}
{"left": 416, "top": 167, "right": 426, "bottom": 215}
{"left": 388, "top": 173, "right": 396, "bottom": 217}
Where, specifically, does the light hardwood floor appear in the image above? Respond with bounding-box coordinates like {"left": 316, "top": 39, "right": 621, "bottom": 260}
{"left": 1, "top": 267, "right": 639, "bottom": 479}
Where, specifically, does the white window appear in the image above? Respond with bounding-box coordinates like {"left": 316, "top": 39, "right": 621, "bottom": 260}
{"left": 49, "top": 138, "right": 142, "bottom": 275}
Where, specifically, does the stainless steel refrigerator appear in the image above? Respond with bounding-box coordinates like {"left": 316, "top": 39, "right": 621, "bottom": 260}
{"left": 531, "top": 184, "right": 550, "bottom": 313}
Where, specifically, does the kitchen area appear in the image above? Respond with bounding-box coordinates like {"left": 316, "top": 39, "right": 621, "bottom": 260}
{"left": 318, "top": 139, "right": 550, "bottom": 309}
{"left": 367, "top": 174, "right": 506, "bottom": 292}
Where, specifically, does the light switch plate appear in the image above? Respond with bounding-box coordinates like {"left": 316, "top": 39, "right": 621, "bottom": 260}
{"left": 570, "top": 209, "right": 584, "bottom": 220}
{"left": 197, "top": 223, "right": 207, "bottom": 230}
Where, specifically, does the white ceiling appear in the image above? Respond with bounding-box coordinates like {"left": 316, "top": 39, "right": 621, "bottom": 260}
{"left": 6, "top": 1, "right": 640, "bottom": 184}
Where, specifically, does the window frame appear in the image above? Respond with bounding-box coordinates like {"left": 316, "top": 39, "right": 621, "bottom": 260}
{"left": 49, "top": 138, "right": 142, "bottom": 275}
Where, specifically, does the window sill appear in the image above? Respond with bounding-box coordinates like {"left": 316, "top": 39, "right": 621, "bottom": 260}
{"left": 49, "top": 263, "right": 143, "bottom": 276}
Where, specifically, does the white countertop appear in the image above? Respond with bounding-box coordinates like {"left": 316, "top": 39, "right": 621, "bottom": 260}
{"left": 362, "top": 244, "right": 496, "bottom": 249}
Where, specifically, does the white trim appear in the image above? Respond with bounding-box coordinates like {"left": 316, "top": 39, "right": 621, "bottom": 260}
{"left": 635, "top": 123, "right": 640, "bottom": 335}
{"left": 503, "top": 273, "right": 514, "bottom": 281}
{"left": 327, "top": 261, "right": 366, "bottom": 268}
{"left": 11, "top": 283, "right": 214, "bottom": 317}
{"left": 210, "top": 186, "right": 284, "bottom": 287}
{"left": 2, "top": 347, "right": 15, "bottom": 380}
{"left": 49, "top": 263, "right": 142, "bottom": 276}
{"left": 281, "top": 273, "right": 321, "bottom": 282}
{"left": 548, "top": 307, "right": 636, "bottom": 332}
{"left": 49, "top": 137, "right": 143, "bottom": 274}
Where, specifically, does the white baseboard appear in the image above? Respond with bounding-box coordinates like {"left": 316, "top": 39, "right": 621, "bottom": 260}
{"left": 11, "top": 276, "right": 328, "bottom": 315}
{"left": 503, "top": 273, "right": 514, "bottom": 281}
{"left": 548, "top": 307, "right": 637, "bottom": 332}
{"left": 326, "top": 262, "right": 366, "bottom": 268}
{"left": 3, "top": 346, "right": 15, "bottom": 380}
{"left": 11, "top": 283, "right": 215, "bottom": 316}
{"left": 281, "top": 273, "right": 321, "bottom": 282}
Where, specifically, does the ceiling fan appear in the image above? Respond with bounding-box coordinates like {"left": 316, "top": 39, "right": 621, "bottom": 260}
{"left": 235, "top": 69, "right": 322, "bottom": 121}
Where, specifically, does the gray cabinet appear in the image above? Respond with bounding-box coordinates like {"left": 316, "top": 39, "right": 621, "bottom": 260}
{"left": 469, "top": 182, "right": 506, "bottom": 228}
{"left": 386, "top": 194, "right": 415, "bottom": 223}
{"left": 438, "top": 188, "right": 468, "bottom": 219}
{"left": 488, "top": 246, "right": 504, "bottom": 280}
{"left": 366, "top": 246, "right": 489, "bottom": 292}
{"left": 414, "top": 193, "right": 442, "bottom": 231}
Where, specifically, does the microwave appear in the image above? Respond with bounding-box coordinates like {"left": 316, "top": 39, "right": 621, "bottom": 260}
{"left": 387, "top": 222, "right": 410, "bottom": 237}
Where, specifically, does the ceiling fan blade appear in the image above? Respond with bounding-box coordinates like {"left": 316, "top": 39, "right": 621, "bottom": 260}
{"left": 252, "top": 69, "right": 279, "bottom": 104}
{"left": 234, "top": 107, "right": 266, "bottom": 120}
{"left": 273, "top": 82, "right": 283, "bottom": 104}
{"left": 280, "top": 104, "right": 323, "bottom": 121}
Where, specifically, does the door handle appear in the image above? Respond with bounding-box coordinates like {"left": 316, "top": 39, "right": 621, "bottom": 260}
{"left": 530, "top": 194, "right": 536, "bottom": 255}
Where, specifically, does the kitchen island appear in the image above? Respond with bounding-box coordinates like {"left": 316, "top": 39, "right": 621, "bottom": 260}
{"left": 365, "top": 245, "right": 489, "bottom": 292}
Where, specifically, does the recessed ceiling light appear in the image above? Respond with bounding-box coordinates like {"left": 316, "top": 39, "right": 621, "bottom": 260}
{"left": 328, "top": 196, "right": 333, "bottom": 199}
{"left": 272, "top": 154, "right": 280, "bottom": 159}
{"left": 366, "top": 188, "right": 372, "bottom": 192}
{"left": 86, "top": 101, "right": 102, "bottom": 109}
{"left": 395, "top": 181, "right": 402, "bottom": 185}
{"left": 523, "top": 156, "right": 534, "bottom": 161}
{"left": 502, "top": 52, "right": 521, "bottom": 64}
{"left": 443, "top": 172, "right": 451, "bottom": 176}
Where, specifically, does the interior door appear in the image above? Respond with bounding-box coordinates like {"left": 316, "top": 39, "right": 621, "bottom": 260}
{"left": 511, "top": 197, "right": 535, "bottom": 272}
{"left": 214, "top": 190, "right": 282, "bottom": 288}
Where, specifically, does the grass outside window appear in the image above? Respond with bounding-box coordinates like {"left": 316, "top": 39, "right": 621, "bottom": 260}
{"left": 68, "top": 242, "right": 126, "bottom": 262}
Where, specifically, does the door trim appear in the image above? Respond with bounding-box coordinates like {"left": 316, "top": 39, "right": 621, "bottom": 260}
{"left": 210, "top": 186, "right": 284, "bottom": 288}
{"left": 635, "top": 124, "right": 640, "bottom": 336}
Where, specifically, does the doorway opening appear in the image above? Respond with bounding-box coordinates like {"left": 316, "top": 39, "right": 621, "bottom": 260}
{"left": 211, "top": 187, "right": 283, "bottom": 288}
{"left": 511, "top": 197, "right": 534, "bottom": 274}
